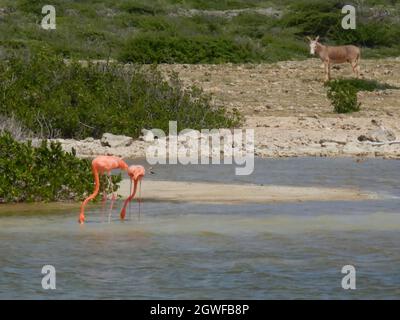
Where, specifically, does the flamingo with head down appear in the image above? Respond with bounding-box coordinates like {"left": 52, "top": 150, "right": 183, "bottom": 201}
{"left": 79, "top": 155, "right": 128, "bottom": 224}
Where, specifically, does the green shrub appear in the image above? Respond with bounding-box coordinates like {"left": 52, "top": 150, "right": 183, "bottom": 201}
{"left": 2, "top": 0, "right": 400, "bottom": 63}
{"left": 279, "top": 0, "right": 343, "bottom": 38}
{"left": 0, "top": 132, "right": 121, "bottom": 203}
{"left": 333, "top": 79, "right": 399, "bottom": 91}
{"left": 326, "top": 80, "right": 361, "bottom": 113}
{"left": 120, "top": 34, "right": 261, "bottom": 63}
{"left": 279, "top": 0, "right": 400, "bottom": 48}
{"left": 261, "top": 34, "right": 309, "bottom": 61}
{"left": 166, "top": 0, "right": 261, "bottom": 10}
{"left": 118, "top": 2, "right": 162, "bottom": 15}
{"left": 325, "top": 78, "right": 398, "bottom": 113}
{"left": 0, "top": 51, "right": 242, "bottom": 139}
{"left": 330, "top": 19, "right": 400, "bottom": 47}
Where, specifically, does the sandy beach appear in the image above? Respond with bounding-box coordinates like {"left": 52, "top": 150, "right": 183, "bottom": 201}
{"left": 0, "top": 180, "right": 374, "bottom": 216}
{"left": 0, "top": 176, "right": 376, "bottom": 216}
{"left": 117, "top": 179, "right": 376, "bottom": 204}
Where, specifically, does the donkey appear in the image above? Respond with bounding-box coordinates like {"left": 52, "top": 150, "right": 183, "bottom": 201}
{"left": 307, "top": 36, "right": 361, "bottom": 82}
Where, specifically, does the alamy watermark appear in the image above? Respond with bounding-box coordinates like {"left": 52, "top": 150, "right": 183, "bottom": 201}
{"left": 143, "top": 121, "right": 254, "bottom": 176}
{"left": 41, "top": 265, "right": 56, "bottom": 290}
{"left": 342, "top": 5, "right": 356, "bottom": 30}
{"left": 41, "top": 5, "right": 56, "bottom": 30}
{"left": 341, "top": 265, "right": 356, "bottom": 290}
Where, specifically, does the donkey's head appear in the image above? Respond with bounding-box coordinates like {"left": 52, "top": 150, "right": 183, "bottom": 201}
{"left": 307, "top": 36, "right": 320, "bottom": 55}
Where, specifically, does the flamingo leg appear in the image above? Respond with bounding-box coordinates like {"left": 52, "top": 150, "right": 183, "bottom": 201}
{"left": 138, "top": 180, "right": 142, "bottom": 221}
{"left": 79, "top": 165, "right": 101, "bottom": 224}
{"left": 120, "top": 179, "right": 138, "bottom": 220}
{"left": 128, "top": 179, "right": 132, "bottom": 220}
{"left": 97, "top": 172, "right": 108, "bottom": 223}
{"left": 102, "top": 188, "right": 107, "bottom": 205}
{"left": 108, "top": 195, "right": 115, "bottom": 223}
{"left": 107, "top": 173, "right": 115, "bottom": 223}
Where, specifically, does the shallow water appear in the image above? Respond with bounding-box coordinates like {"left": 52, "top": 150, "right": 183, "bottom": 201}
{"left": 0, "top": 158, "right": 399, "bottom": 299}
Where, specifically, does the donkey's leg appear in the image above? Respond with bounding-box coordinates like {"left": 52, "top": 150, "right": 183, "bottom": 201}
{"left": 351, "top": 61, "right": 359, "bottom": 78}
{"left": 324, "top": 61, "right": 331, "bottom": 82}
{"left": 354, "top": 53, "right": 361, "bottom": 78}
{"left": 328, "top": 63, "right": 331, "bottom": 81}
{"left": 355, "top": 62, "right": 361, "bottom": 79}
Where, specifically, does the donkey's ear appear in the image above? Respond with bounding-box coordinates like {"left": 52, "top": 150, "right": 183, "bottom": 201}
{"left": 306, "top": 36, "right": 312, "bottom": 42}
{"left": 315, "top": 35, "right": 320, "bottom": 42}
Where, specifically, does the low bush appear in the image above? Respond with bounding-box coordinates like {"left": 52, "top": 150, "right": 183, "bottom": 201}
{"left": 0, "top": 132, "right": 121, "bottom": 203}
{"left": 279, "top": 0, "right": 400, "bottom": 48}
{"left": 120, "top": 34, "right": 261, "bottom": 64}
{"left": 326, "top": 80, "right": 361, "bottom": 113}
{"left": 2, "top": 0, "right": 400, "bottom": 63}
{"left": 165, "top": 0, "right": 262, "bottom": 10}
{"left": 0, "top": 51, "right": 242, "bottom": 139}
{"left": 278, "top": 0, "right": 343, "bottom": 38}
{"left": 333, "top": 79, "right": 398, "bottom": 91}
{"left": 325, "top": 78, "right": 397, "bottom": 113}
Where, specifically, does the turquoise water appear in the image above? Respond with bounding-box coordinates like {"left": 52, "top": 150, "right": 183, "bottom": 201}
{"left": 0, "top": 158, "right": 399, "bottom": 299}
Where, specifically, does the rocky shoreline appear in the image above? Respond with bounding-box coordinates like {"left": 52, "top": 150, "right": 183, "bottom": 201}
{"left": 250, "top": 116, "right": 400, "bottom": 160}
{"left": 44, "top": 117, "right": 400, "bottom": 160}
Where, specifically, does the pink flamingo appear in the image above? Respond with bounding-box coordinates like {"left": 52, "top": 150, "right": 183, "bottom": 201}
{"left": 120, "top": 165, "right": 146, "bottom": 220}
{"left": 79, "top": 156, "right": 128, "bottom": 224}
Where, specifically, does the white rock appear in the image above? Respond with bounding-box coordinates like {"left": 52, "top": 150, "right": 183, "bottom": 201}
{"left": 100, "top": 133, "right": 133, "bottom": 148}
{"left": 358, "top": 128, "right": 396, "bottom": 143}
